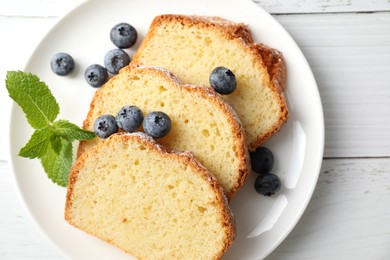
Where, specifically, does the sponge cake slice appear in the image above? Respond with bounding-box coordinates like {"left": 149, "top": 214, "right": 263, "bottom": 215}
{"left": 131, "top": 14, "right": 289, "bottom": 151}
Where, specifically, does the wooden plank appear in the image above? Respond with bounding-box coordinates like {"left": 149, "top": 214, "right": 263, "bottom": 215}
{"left": 0, "top": 0, "right": 84, "bottom": 17}
{"left": 275, "top": 12, "right": 390, "bottom": 158}
{"left": 268, "top": 158, "right": 390, "bottom": 259}
{"left": 1, "top": 0, "right": 390, "bottom": 17}
{"left": 254, "top": 0, "right": 390, "bottom": 14}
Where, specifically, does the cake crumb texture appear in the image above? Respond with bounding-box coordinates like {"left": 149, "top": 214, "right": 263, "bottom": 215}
{"left": 131, "top": 14, "right": 289, "bottom": 150}
{"left": 66, "top": 133, "right": 235, "bottom": 259}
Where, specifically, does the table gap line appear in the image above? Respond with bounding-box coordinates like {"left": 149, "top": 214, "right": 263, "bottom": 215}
{"left": 323, "top": 156, "right": 390, "bottom": 160}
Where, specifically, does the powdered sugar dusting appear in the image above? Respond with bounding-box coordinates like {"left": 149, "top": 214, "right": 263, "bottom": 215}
{"left": 120, "top": 131, "right": 155, "bottom": 142}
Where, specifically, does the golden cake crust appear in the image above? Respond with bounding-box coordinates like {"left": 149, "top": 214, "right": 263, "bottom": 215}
{"left": 251, "top": 42, "right": 288, "bottom": 144}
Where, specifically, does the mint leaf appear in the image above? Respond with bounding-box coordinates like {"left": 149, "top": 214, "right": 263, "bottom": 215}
{"left": 18, "top": 126, "right": 53, "bottom": 159}
{"left": 41, "top": 139, "right": 73, "bottom": 187}
{"left": 53, "top": 120, "right": 95, "bottom": 142}
{"left": 50, "top": 135, "right": 63, "bottom": 154}
{"left": 6, "top": 71, "right": 59, "bottom": 129}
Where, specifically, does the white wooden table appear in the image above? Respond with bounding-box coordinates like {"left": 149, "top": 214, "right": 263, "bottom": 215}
{"left": 1, "top": 0, "right": 389, "bottom": 259}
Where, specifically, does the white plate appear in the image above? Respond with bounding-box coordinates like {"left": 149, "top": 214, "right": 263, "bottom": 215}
{"left": 8, "top": 0, "right": 324, "bottom": 259}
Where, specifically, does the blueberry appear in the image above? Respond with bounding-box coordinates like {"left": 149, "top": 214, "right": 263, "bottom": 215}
{"left": 116, "top": 105, "right": 143, "bottom": 132}
{"left": 94, "top": 114, "right": 118, "bottom": 139}
{"left": 84, "top": 64, "right": 109, "bottom": 88}
{"left": 254, "top": 173, "right": 281, "bottom": 196}
{"left": 250, "top": 147, "right": 274, "bottom": 174}
{"left": 110, "top": 22, "right": 138, "bottom": 49}
{"left": 104, "top": 49, "right": 130, "bottom": 75}
{"left": 209, "top": 66, "right": 237, "bottom": 95}
{"left": 50, "top": 52, "right": 75, "bottom": 76}
{"left": 143, "top": 111, "right": 171, "bottom": 138}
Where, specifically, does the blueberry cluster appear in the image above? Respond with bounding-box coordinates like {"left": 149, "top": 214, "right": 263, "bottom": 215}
{"left": 85, "top": 22, "right": 137, "bottom": 88}
{"left": 94, "top": 106, "right": 171, "bottom": 140}
{"left": 50, "top": 22, "right": 138, "bottom": 89}
{"left": 250, "top": 147, "right": 281, "bottom": 196}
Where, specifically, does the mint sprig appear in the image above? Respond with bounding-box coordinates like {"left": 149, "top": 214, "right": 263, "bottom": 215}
{"left": 6, "top": 71, "right": 96, "bottom": 187}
